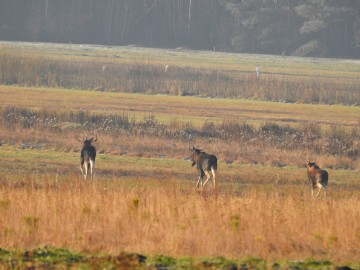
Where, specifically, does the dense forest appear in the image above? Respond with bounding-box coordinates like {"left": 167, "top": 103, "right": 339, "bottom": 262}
{"left": 0, "top": 0, "right": 359, "bottom": 58}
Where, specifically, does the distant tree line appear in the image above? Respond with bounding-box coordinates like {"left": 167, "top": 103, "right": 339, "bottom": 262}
{"left": 0, "top": 0, "right": 359, "bottom": 58}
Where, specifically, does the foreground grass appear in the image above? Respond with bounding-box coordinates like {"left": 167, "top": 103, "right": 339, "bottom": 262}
{"left": 1, "top": 146, "right": 360, "bottom": 264}
{"left": 0, "top": 179, "right": 360, "bottom": 268}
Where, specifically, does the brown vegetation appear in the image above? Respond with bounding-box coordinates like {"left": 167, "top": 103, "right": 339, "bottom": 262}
{"left": 1, "top": 45, "right": 360, "bottom": 105}
{"left": 1, "top": 105, "right": 360, "bottom": 170}
{"left": 0, "top": 179, "right": 360, "bottom": 263}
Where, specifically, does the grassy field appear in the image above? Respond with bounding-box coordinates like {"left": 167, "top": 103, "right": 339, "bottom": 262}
{"left": 0, "top": 42, "right": 360, "bottom": 269}
{"left": 1, "top": 85, "right": 360, "bottom": 128}
{"left": 1, "top": 41, "right": 360, "bottom": 79}
{"left": 1, "top": 144, "right": 360, "bottom": 268}
{"left": 1, "top": 144, "right": 359, "bottom": 269}
{"left": 1, "top": 41, "right": 360, "bottom": 105}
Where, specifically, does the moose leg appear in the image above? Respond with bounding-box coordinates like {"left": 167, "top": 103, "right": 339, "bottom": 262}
{"left": 202, "top": 170, "right": 211, "bottom": 187}
{"left": 315, "top": 183, "right": 323, "bottom": 198}
{"left": 80, "top": 164, "right": 85, "bottom": 176}
{"left": 196, "top": 175, "right": 202, "bottom": 188}
{"left": 83, "top": 160, "right": 88, "bottom": 180}
{"left": 211, "top": 168, "right": 216, "bottom": 188}
{"left": 196, "top": 168, "right": 203, "bottom": 188}
{"left": 87, "top": 163, "right": 91, "bottom": 180}
{"left": 80, "top": 159, "right": 85, "bottom": 176}
{"left": 196, "top": 169, "right": 206, "bottom": 188}
{"left": 89, "top": 159, "right": 95, "bottom": 180}
{"left": 311, "top": 180, "right": 318, "bottom": 197}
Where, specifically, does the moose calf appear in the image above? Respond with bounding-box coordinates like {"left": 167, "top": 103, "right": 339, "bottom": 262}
{"left": 306, "top": 161, "right": 328, "bottom": 198}
{"left": 77, "top": 135, "right": 97, "bottom": 180}
{"left": 189, "top": 146, "right": 218, "bottom": 189}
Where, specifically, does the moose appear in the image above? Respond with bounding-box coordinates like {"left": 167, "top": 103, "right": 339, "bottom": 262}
{"left": 306, "top": 161, "right": 328, "bottom": 198}
{"left": 76, "top": 135, "right": 97, "bottom": 180}
{"left": 189, "top": 146, "right": 218, "bottom": 189}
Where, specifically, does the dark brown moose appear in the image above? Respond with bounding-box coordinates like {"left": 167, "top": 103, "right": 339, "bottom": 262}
{"left": 189, "top": 146, "right": 218, "bottom": 189}
{"left": 306, "top": 161, "right": 328, "bottom": 198}
{"left": 77, "top": 135, "right": 97, "bottom": 180}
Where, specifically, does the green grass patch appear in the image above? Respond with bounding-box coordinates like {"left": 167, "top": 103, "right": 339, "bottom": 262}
{"left": 0, "top": 246, "right": 357, "bottom": 269}
{"left": 1, "top": 145, "right": 360, "bottom": 197}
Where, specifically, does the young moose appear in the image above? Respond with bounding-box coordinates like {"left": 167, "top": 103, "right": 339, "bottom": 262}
{"left": 77, "top": 135, "right": 97, "bottom": 180}
{"left": 189, "top": 146, "right": 218, "bottom": 189}
{"left": 306, "top": 161, "right": 328, "bottom": 198}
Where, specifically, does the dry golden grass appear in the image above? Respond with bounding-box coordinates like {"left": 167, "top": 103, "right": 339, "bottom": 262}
{"left": 1, "top": 121, "right": 360, "bottom": 265}
{"left": 1, "top": 85, "right": 360, "bottom": 128}
{"left": 0, "top": 177, "right": 360, "bottom": 263}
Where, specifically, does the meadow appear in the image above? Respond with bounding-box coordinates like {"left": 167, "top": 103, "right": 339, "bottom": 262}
{"left": 0, "top": 42, "right": 360, "bottom": 269}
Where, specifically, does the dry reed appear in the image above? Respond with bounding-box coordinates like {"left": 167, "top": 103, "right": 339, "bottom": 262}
{"left": 0, "top": 177, "right": 359, "bottom": 263}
